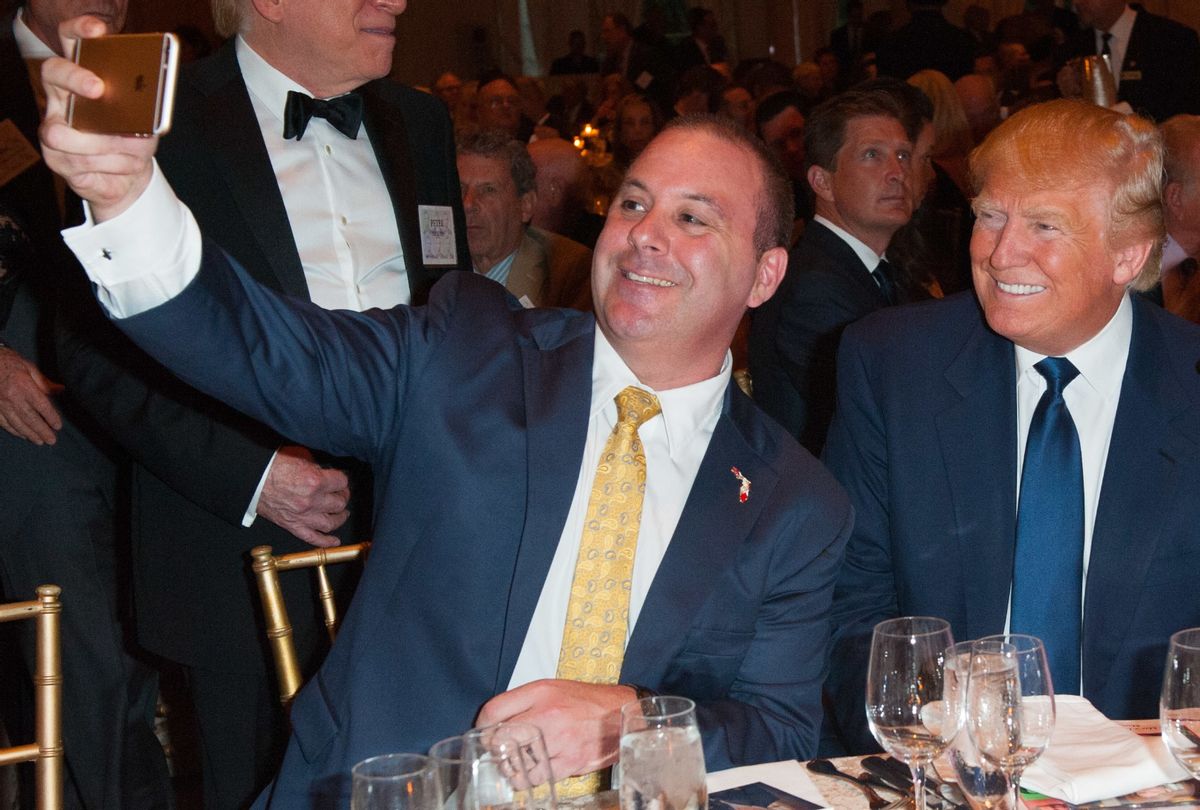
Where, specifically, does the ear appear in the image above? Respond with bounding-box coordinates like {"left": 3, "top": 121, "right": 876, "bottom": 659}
{"left": 807, "top": 164, "right": 835, "bottom": 204}
{"left": 1111, "top": 236, "right": 1155, "bottom": 287}
{"left": 747, "top": 246, "right": 789, "bottom": 308}
{"left": 519, "top": 190, "right": 537, "bottom": 225}
{"left": 1164, "top": 180, "right": 1185, "bottom": 222}
{"left": 249, "top": 0, "right": 285, "bottom": 24}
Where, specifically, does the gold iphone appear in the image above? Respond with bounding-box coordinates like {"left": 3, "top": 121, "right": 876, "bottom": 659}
{"left": 68, "top": 33, "right": 179, "bottom": 136}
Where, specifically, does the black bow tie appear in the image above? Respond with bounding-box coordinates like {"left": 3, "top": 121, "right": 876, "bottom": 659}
{"left": 283, "top": 90, "right": 363, "bottom": 140}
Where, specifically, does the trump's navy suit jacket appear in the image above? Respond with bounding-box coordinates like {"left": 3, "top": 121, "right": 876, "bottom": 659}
{"left": 114, "top": 244, "right": 852, "bottom": 807}
{"left": 822, "top": 292, "right": 1200, "bottom": 753}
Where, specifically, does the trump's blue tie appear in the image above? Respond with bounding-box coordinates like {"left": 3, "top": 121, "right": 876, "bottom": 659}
{"left": 1011, "top": 356, "right": 1083, "bottom": 694}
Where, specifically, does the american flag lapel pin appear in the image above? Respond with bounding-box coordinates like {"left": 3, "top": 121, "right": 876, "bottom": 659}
{"left": 730, "top": 467, "right": 751, "bottom": 503}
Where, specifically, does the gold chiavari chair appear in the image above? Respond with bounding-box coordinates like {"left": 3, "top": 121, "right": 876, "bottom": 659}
{"left": 249, "top": 543, "right": 371, "bottom": 710}
{"left": 0, "top": 585, "right": 63, "bottom": 810}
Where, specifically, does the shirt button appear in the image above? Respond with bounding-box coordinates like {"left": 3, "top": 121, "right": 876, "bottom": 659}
{"left": 340, "top": 215, "right": 348, "bottom": 226}
{"left": 325, "top": 144, "right": 332, "bottom": 155}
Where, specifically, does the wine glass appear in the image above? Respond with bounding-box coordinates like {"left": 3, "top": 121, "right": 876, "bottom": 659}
{"left": 457, "top": 722, "right": 556, "bottom": 810}
{"left": 618, "top": 696, "right": 706, "bottom": 810}
{"left": 966, "top": 635, "right": 1055, "bottom": 810}
{"left": 1160, "top": 627, "right": 1200, "bottom": 777}
{"left": 866, "top": 616, "right": 958, "bottom": 810}
{"left": 352, "top": 752, "right": 443, "bottom": 810}
{"left": 944, "top": 641, "right": 1013, "bottom": 810}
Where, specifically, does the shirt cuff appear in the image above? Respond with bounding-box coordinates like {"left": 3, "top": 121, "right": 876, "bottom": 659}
{"left": 62, "top": 160, "right": 204, "bottom": 319}
{"left": 242, "top": 449, "right": 280, "bottom": 527}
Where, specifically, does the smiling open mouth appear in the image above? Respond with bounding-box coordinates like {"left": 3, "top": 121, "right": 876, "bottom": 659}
{"left": 996, "top": 280, "right": 1046, "bottom": 295}
{"left": 624, "top": 270, "right": 676, "bottom": 287}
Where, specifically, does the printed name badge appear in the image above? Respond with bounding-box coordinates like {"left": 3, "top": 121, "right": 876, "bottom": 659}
{"left": 419, "top": 204, "right": 458, "bottom": 266}
{"left": 0, "top": 119, "right": 40, "bottom": 189}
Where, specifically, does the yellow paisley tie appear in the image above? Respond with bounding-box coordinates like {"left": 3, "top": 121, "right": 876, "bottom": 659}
{"left": 554, "top": 385, "right": 661, "bottom": 796}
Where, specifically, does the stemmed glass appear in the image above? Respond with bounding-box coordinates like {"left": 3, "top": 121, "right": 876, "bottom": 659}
{"left": 966, "top": 635, "right": 1055, "bottom": 810}
{"left": 866, "top": 616, "right": 958, "bottom": 810}
{"left": 456, "top": 722, "right": 557, "bottom": 810}
{"left": 352, "top": 752, "right": 443, "bottom": 810}
{"left": 1160, "top": 627, "right": 1200, "bottom": 777}
{"left": 618, "top": 696, "right": 706, "bottom": 810}
{"left": 944, "top": 641, "right": 1013, "bottom": 810}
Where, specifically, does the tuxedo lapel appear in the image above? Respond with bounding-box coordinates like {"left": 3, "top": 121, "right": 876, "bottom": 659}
{"left": 621, "top": 386, "right": 777, "bottom": 684}
{"left": 935, "top": 313, "right": 1018, "bottom": 639}
{"left": 1084, "top": 300, "right": 1200, "bottom": 698}
{"left": 193, "top": 46, "right": 308, "bottom": 298}
{"left": 360, "top": 81, "right": 428, "bottom": 302}
{"left": 493, "top": 317, "right": 596, "bottom": 688}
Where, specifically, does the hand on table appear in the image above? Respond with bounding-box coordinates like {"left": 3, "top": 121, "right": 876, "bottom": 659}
{"left": 257, "top": 445, "right": 350, "bottom": 548}
{"left": 0, "top": 347, "right": 63, "bottom": 445}
{"left": 476, "top": 679, "right": 638, "bottom": 779}
{"left": 38, "top": 15, "right": 158, "bottom": 223}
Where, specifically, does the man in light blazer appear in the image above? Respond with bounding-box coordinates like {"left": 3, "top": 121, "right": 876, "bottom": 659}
{"left": 49, "top": 0, "right": 469, "bottom": 805}
{"left": 40, "top": 31, "right": 852, "bottom": 801}
{"left": 822, "top": 99, "right": 1200, "bottom": 754}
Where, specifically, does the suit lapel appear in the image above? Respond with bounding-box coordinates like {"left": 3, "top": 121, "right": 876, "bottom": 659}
{"left": 195, "top": 45, "right": 308, "bottom": 297}
{"left": 807, "top": 221, "right": 888, "bottom": 304}
{"left": 935, "top": 312, "right": 1018, "bottom": 639}
{"left": 1083, "top": 300, "right": 1199, "bottom": 698}
{"left": 504, "top": 232, "right": 549, "bottom": 306}
{"left": 494, "top": 317, "right": 596, "bottom": 687}
{"left": 621, "top": 385, "right": 776, "bottom": 684}
{"left": 360, "top": 81, "right": 429, "bottom": 303}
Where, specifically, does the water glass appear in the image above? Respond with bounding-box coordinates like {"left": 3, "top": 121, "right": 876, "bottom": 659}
{"left": 352, "top": 752, "right": 443, "bottom": 810}
{"left": 866, "top": 616, "right": 958, "bottom": 810}
{"left": 967, "top": 635, "right": 1055, "bottom": 810}
{"left": 429, "top": 735, "right": 466, "bottom": 810}
{"left": 619, "top": 696, "right": 706, "bottom": 810}
{"left": 1161, "top": 627, "right": 1200, "bottom": 777}
{"left": 457, "top": 722, "right": 556, "bottom": 810}
{"left": 944, "top": 641, "right": 1013, "bottom": 810}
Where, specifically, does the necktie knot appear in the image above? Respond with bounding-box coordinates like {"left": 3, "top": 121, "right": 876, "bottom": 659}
{"left": 873, "top": 259, "right": 899, "bottom": 306}
{"left": 614, "top": 386, "right": 661, "bottom": 432}
{"left": 1034, "top": 356, "right": 1079, "bottom": 396}
{"left": 283, "top": 90, "right": 363, "bottom": 140}
{"left": 1100, "top": 31, "right": 1113, "bottom": 56}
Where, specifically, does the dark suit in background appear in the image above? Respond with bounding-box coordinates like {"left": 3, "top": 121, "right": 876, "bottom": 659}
{"left": 749, "top": 221, "right": 893, "bottom": 454}
{"left": 1064, "top": 6, "right": 1200, "bottom": 121}
{"left": 55, "top": 41, "right": 468, "bottom": 808}
{"left": 822, "top": 293, "right": 1200, "bottom": 753}
{"left": 876, "top": 7, "right": 975, "bottom": 81}
{"left": 0, "top": 14, "right": 169, "bottom": 808}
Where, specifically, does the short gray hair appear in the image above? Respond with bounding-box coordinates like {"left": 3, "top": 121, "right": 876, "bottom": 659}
{"left": 456, "top": 131, "right": 536, "bottom": 197}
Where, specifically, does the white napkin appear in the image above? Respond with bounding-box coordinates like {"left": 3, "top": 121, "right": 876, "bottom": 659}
{"left": 1022, "top": 695, "right": 1189, "bottom": 803}
{"left": 707, "top": 761, "right": 831, "bottom": 809}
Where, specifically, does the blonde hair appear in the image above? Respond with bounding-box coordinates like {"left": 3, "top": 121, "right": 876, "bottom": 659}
{"left": 970, "top": 99, "right": 1164, "bottom": 291}
{"left": 211, "top": 0, "right": 244, "bottom": 39}
{"left": 907, "top": 70, "right": 973, "bottom": 159}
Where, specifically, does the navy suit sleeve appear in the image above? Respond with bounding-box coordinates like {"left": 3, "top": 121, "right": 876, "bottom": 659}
{"left": 112, "top": 239, "right": 450, "bottom": 466}
{"left": 820, "top": 323, "right": 900, "bottom": 754}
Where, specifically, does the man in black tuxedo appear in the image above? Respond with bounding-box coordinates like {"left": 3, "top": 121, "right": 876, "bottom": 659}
{"left": 1064, "top": 0, "right": 1200, "bottom": 121}
{"left": 52, "top": 0, "right": 469, "bottom": 806}
{"left": 0, "top": 1, "right": 171, "bottom": 807}
{"left": 600, "top": 12, "right": 673, "bottom": 112}
{"left": 749, "top": 88, "right": 915, "bottom": 454}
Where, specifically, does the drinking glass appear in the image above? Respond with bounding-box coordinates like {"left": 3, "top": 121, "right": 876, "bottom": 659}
{"left": 429, "top": 735, "right": 466, "bottom": 810}
{"left": 866, "top": 616, "right": 958, "bottom": 810}
{"left": 457, "top": 722, "right": 556, "bottom": 810}
{"left": 1160, "top": 627, "right": 1200, "bottom": 777}
{"left": 944, "top": 641, "right": 1013, "bottom": 810}
{"left": 352, "top": 752, "right": 443, "bottom": 810}
{"left": 967, "top": 635, "right": 1055, "bottom": 810}
{"left": 618, "top": 696, "right": 706, "bottom": 810}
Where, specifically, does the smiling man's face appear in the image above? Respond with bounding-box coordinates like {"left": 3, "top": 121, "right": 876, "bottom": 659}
{"left": 592, "top": 126, "right": 784, "bottom": 388}
{"left": 970, "top": 172, "right": 1134, "bottom": 356}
